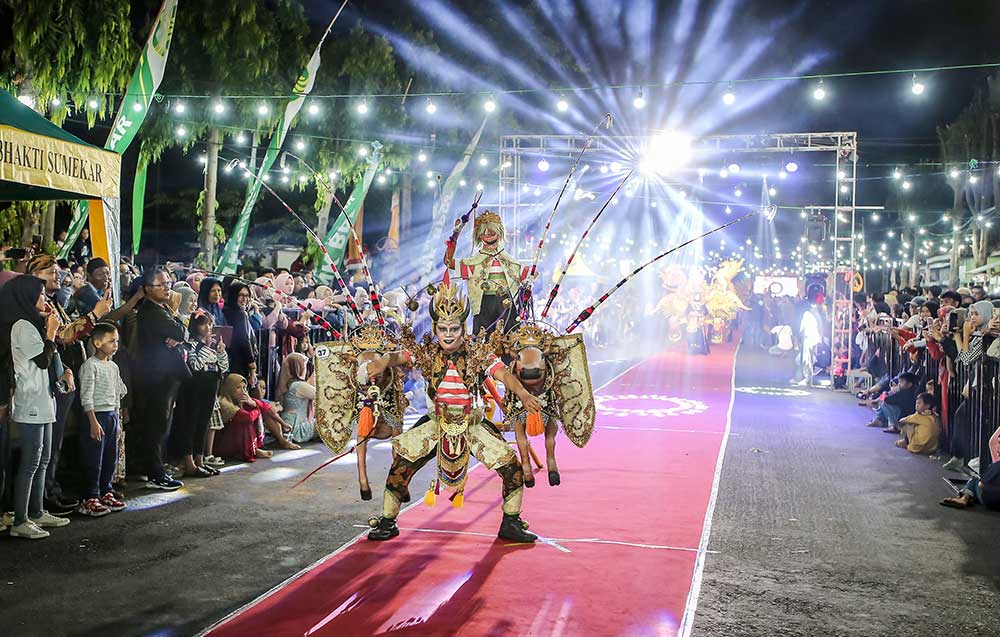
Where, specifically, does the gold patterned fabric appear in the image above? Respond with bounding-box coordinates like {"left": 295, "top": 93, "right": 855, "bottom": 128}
{"left": 313, "top": 340, "right": 409, "bottom": 454}
{"left": 551, "top": 333, "right": 595, "bottom": 448}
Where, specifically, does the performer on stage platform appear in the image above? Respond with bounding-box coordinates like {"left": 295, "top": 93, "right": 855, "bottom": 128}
{"left": 444, "top": 210, "right": 526, "bottom": 337}
{"left": 364, "top": 279, "right": 542, "bottom": 543}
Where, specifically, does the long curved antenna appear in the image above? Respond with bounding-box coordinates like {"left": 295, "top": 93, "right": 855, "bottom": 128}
{"left": 565, "top": 211, "right": 757, "bottom": 333}
{"left": 227, "top": 157, "right": 364, "bottom": 324}
{"left": 541, "top": 169, "right": 633, "bottom": 318}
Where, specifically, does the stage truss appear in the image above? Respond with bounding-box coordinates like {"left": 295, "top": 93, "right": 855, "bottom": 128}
{"left": 498, "top": 130, "right": 861, "bottom": 381}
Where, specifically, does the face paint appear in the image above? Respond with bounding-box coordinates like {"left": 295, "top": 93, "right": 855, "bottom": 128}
{"left": 435, "top": 321, "right": 465, "bottom": 352}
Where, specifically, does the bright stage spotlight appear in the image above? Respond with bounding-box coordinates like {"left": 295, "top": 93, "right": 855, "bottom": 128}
{"left": 728, "top": 162, "right": 740, "bottom": 174}
{"left": 556, "top": 96, "right": 569, "bottom": 112}
{"left": 911, "top": 74, "right": 925, "bottom": 95}
{"left": 722, "top": 88, "right": 736, "bottom": 105}
{"left": 483, "top": 97, "right": 496, "bottom": 113}
{"left": 719, "top": 168, "right": 729, "bottom": 178}
{"left": 779, "top": 170, "right": 788, "bottom": 180}
{"left": 537, "top": 159, "right": 550, "bottom": 172}
{"left": 639, "top": 130, "right": 692, "bottom": 175}
{"left": 425, "top": 99, "right": 437, "bottom": 114}
{"left": 610, "top": 161, "right": 622, "bottom": 173}
{"left": 785, "top": 161, "right": 798, "bottom": 173}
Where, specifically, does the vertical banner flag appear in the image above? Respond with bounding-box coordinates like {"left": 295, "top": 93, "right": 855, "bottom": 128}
{"left": 216, "top": 1, "right": 348, "bottom": 274}
{"left": 387, "top": 188, "right": 400, "bottom": 251}
{"left": 58, "top": 0, "right": 178, "bottom": 259}
{"left": 132, "top": 155, "right": 149, "bottom": 254}
{"left": 315, "top": 144, "right": 382, "bottom": 284}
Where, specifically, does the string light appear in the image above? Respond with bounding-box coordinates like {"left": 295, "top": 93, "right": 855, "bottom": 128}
{"left": 50, "top": 97, "right": 61, "bottom": 107}
{"left": 236, "top": 132, "right": 246, "bottom": 144}
{"left": 132, "top": 102, "right": 143, "bottom": 112}
{"left": 478, "top": 155, "right": 489, "bottom": 167}
{"left": 812, "top": 79, "right": 826, "bottom": 101}
{"left": 213, "top": 101, "right": 225, "bottom": 114}
{"left": 356, "top": 100, "right": 369, "bottom": 115}
{"left": 722, "top": 85, "right": 736, "bottom": 105}
{"left": 425, "top": 98, "right": 437, "bottom": 114}
{"left": 88, "top": 98, "right": 99, "bottom": 109}
{"left": 358, "top": 145, "right": 369, "bottom": 157}
{"left": 174, "top": 101, "right": 186, "bottom": 114}
{"left": 538, "top": 159, "right": 550, "bottom": 172}
{"left": 902, "top": 180, "right": 912, "bottom": 190}
{"left": 483, "top": 97, "right": 497, "bottom": 113}
{"left": 632, "top": 88, "right": 646, "bottom": 110}
{"left": 307, "top": 103, "right": 320, "bottom": 116}
{"left": 257, "top": 103, "right": 269, "bottom": 116}
{"left": 175, "top": 125, "right": 187, "bottom": 138}
{"left": 417, "top": 151, "right": 428, "bottom": 162}
{"left": 911, "top": 74, "right": 925, "bottom": 95}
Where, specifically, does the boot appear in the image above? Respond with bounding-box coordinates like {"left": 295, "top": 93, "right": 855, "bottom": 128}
{"left": 498, "top": 513, "right": 537, "bottom": 543}
{"left": 367, "top": 516, "right": 400, "bottom": 541}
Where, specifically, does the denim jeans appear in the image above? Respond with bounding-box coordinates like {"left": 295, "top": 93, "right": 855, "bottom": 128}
{"left": 878, "top": 403, "right": 902, "bottom": 429}
{"left": 45, "top": 389, "right": 76, "bottom": 501}
{"left": 960, "top": 477, "right": 982, "bottom": 502}
{"left": 14, "top": 422, "right": 52, "bottom": 525}
{"left": 79, "top": 412, "right": 119, "bottom": 499}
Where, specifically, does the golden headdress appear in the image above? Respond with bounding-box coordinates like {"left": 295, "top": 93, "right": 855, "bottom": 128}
{"left": 503, "top": 321, "right": 559, "bottom": 357}
{"left": 349, "top": 323, "right": 395, "bottom": 353}
{"left": 428, "top": 278, "right": 470, "bottom": 326}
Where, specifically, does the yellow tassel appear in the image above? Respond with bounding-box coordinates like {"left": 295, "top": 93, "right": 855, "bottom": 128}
{"left": 452, "top": 493, "right": 464, "bottom": 508}
{"left": 526, "top": 412, "right": 545, "bottom": 437}
{"left": 423, "top": 488, "right": 436, "bottom": 507}
{"left": 357, "top": 406, "right": 375, "bottom": 439}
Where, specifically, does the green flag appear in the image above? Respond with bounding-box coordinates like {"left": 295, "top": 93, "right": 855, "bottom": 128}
{"left": 216, "top": 7, "right": 346, "bottom": 274}
{"left": 316, "top": 145, "right": 382, "bottom": 285}
{"left": 59, "top": 0, "right": 178, "bottom": 259}
{"left": 132, "top": 157, "right": 149, "bottom": 254}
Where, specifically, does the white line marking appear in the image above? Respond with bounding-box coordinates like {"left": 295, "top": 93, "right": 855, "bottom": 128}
{"left": 678, "top": 342, "right": 741, "bottom": 637}
{"left": 348, "top": 524, "right": 716, "bottom": 554}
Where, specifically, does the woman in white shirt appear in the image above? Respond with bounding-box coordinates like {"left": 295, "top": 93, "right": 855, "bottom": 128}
{"left": 0, "top": 275, "right": 70, "bottom": 539}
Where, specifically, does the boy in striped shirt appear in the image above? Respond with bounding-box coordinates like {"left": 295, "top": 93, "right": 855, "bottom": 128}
{"left": 77, "top": 323, "right": 129, "bottom": 517}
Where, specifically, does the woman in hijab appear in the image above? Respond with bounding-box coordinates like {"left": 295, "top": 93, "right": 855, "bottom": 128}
{"left": 276, "top": 352, "right": 315, "bottom": 443}
{"left": 173, "top": 284, "right": 197, "bottom": 326}
{"left": 1, "top": 275, "right": 66, "bottom": 538}
{"left": 214, "top": 374, "right": 270, "bottom": 461}
{"left": 197, "top": 277, "right": 227, "bottom": 327}
{"left": 185, "top": 271, "right": 205, "bottom": 294}
{"left": 222, "top": 282, "right": 259, "bottom": 382}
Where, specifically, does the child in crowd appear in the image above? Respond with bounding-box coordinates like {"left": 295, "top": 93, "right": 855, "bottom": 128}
{"left": 896, "top": 392, "right": 941, "bottom": 454}
{"left": 866, "top": 372, "right": 918, "bottom": 431}
{"left": 77, "top": 323, "right": 128, "bottom": 516}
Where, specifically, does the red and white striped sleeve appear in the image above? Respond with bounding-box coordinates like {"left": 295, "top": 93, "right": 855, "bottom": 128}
{"left": 485, "top": 354, "right": 506, "bottom": 381}
{"left": 460, "top": 262, "right": 473, "bottom": 280}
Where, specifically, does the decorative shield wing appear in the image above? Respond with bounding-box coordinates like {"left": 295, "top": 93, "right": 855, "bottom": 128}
{"left": 551, "top": 333, "right": 595, "bottom": 448}
{"left": 313, "top": 341, "right": 358, "bottom": 454}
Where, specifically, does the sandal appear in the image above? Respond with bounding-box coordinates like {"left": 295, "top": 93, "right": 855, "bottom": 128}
{"left": 184, "top": 466, "right": 213, "bottom": 478}
{"left": 199, "top": 465, "right": 221, "bottom": 476}
{"left": 204, "top": 455, "right": 225, "bottom": 467}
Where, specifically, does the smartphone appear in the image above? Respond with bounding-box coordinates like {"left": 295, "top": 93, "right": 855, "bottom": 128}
{"left": 949, "top": 308, "right": 967, "bottom": 331}
{"left": 32, "top": 233, "right": 43, "bottom": 248}
{"left": 3, "top": 248, "right": 27, "bottom": 260}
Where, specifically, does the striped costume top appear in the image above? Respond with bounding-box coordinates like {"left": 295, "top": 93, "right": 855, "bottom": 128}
{"left": 434, "top": 357, "right": 505, "bottom": 414}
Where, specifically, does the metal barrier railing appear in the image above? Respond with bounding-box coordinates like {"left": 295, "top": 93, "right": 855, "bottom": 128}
{"left": 866, "top": 332, "right": 994, "bottom": 473}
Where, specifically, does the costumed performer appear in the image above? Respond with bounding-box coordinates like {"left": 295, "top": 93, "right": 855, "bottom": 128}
{"left": 444, "top": 209, "right": 526, "bottom": 337}
{"left": 363, "top": 278, "right": 542, "bottom": 543}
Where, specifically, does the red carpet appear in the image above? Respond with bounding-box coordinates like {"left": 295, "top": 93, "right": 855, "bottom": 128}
{"left": 203, "top": 345, "right": 738, "bottom": 637}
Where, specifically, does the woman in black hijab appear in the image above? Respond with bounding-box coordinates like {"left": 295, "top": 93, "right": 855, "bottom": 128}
{"left": 222, "top": 282, "right": 258, "bottom": 383}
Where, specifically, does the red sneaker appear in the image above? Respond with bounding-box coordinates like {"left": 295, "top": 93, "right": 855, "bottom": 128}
{"left": 77, "top": 498, "right": 110, "bottom": 517}
{"left": 100, "top": 492, "right": 127, "bottom": 512}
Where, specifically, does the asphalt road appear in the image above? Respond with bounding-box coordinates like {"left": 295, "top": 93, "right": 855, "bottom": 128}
{"left": 692, "top": 345, "right": 1000, "bottom": 637}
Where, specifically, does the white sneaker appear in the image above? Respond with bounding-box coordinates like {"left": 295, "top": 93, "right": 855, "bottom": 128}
{"left": 31, "top": 511, "right": 71, "bottom": 528}
{"left": 10, "top": 520, "right": 50, "bottom": 539}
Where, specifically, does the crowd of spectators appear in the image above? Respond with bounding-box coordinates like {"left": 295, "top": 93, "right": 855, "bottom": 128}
{"left": 0, "top": 243, "right": 376, "bottom": 540}
{"left": 851, "top": 284, "right": 1000, "bottom": 512}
